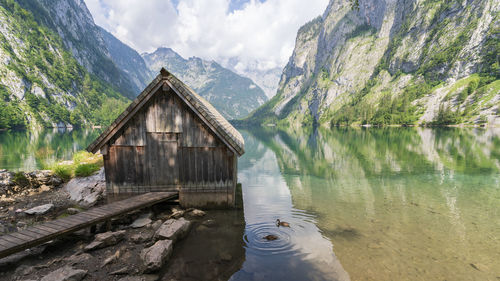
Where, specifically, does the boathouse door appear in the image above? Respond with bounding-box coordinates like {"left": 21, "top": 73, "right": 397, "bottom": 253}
{"left": 146, "top": 132, "right": 179, "bottom": 191}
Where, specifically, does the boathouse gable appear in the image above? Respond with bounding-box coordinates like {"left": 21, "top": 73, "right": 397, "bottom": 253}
{"left": 87, "top": 68, "right": 244, "bottom": 208}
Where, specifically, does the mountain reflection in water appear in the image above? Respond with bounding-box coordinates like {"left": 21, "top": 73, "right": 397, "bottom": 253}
{"left": 231, "top": 130, "right": 351, "bottom": 281}
{"left": 232, "top": 127, "right": 500, "bottom": 281}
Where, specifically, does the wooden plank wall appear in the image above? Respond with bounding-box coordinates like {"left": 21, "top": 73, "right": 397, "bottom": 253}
{"left": 104, "top": 88, "right": 235, "bottom": 195}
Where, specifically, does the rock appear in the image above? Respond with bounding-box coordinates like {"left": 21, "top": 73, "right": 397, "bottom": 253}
{"left": 149, "top": 220, "right": 163, "bottom": 231}
{"left": 141, "top": 240, "right": 173, "bottom": 272}
{"left": 39, "top": 184, "right": 51, "bottom": 192}
{"left": 196, "top": 225, "right": 209, "bottom": 232}
{"left": 188, "top": 209, "right": 206, "bottom": 217}
{"left": 17, "top": 221, "right": 27, "bottom": 228}
{"left": 26, "top": 170, "right": 62, "bottom": 188}
{"left": 66, "top": 208, "right": 80, "bottom": 215}
{"left": 202, "top": 219, "right": 217, "bottom": 227}
{"left": 110, "top": 267, "right": 130, "bottom": 275}
{"left": 131, "top": 232, "right": 153, "bottom": 244}
{"left": 131, "top": 213, "right": 153, "bottom": 228}
{"left": 67, "top": 253, "right": 92, "bottom": 265}
{"left": 118, "top": 275, "right": 159, "bottom": 281}
{"left": 102, "top": 249, "right": 121, "bottom": 267}
{"left": 84, "top": 230, "right": 126, "bottom": 251}
{"left": 0, "top": 245, "right": 46, "bottom": 267}
{"left": 470, "top": 263, "right": 489, "bottom": 272}
{"left": 24, "top": 203, "right": 54, "bottom": 215}
{"left": 64, "top": 168, "right": 105, "bottom": 207}
{"left": 40, "top": 266, "right": 87, "bottom": 281}
{"left": 155, "top": 218, "right": 191, "bottom": 242}
{"left": 0, "top": 170, "right": 15, "bottom": 192}
{"left": 14, "top": 265, "right": 35, "bottom": 276}
{"left": 169, "top": 208, "right": 185, "bottom": 219}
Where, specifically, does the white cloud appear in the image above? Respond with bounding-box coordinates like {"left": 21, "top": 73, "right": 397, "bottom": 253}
{"left": 84, "top": 0, "right": 328, "bottom": 72}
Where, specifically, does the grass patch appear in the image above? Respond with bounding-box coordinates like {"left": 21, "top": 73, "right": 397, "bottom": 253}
{"left": 74, "top": 163, "right": 100, "bottom": 177}
{"left": 52, "top": 164, "right": 73, "bottom": 182}
{"left": 73, "top": 150, "right": 102, "bottom": 165}
{"left": 49, "top": 150, "right": 103, "bottom": 181}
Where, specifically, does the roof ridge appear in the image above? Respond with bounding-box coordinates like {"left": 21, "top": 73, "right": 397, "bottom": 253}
{"left": 87, "top": 69, "right": 244, "bottom": 156}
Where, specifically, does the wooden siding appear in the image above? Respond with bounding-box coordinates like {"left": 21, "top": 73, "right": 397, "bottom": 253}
{"left": 104, "top": 88, "right": 234, "bottom": 195}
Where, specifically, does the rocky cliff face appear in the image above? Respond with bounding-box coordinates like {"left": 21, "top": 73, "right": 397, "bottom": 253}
{"left": 16, "top": 0, "right": 140, "bottom": 98}
{"left": 99, "top": 27, "right": 151, "bottom": 91}
{"left": 251, "top": 0, "right": 499, "bottom": 127}
{"left": 143, "top": 47, "right": 268, "bottom": 119}
{"left": 0, "top": 0, "right": 130, "bottom": 129}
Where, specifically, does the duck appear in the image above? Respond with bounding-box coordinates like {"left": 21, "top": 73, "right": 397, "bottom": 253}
{"left": 276, "top": 219, "right": 290, "bottom": 227}
{"left": 263, "top": 234, "right": 278, "bottom": 241}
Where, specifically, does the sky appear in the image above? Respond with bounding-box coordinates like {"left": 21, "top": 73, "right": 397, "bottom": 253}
{"left": 83, "top": 0, "right": 328, "bottom": 73}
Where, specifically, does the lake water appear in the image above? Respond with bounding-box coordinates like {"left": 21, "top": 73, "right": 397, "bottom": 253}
{"left": 0, "top": 128, "right": 102, "bottom": 171}
{"left": 1, "top": 127, "right": 499, "bottom": 280}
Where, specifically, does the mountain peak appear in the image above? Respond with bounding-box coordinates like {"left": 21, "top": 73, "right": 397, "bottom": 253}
{"left": 142, "top": 47, "right": 268, "bottom": 119}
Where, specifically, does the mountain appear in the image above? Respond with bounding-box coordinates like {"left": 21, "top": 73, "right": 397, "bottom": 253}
{"left": 223, "top": 58, "right": 282, "bottom": 99}
{"left": 15, "top": 0, "right": 140, "bottom": 99}
{"left": 235, "top": 66, "right": 282, "bottom": 99}
{"left": 249, "top": 0, "right": 500, "bottom": 127}
{"left": 98, "top": 26, "right": 151, "bottom": 91}
{"left": 142, "top": 47, "right": 268, "bottom": 119}
{"left": 0, "top": 0, "right": 130, "bottom": 130}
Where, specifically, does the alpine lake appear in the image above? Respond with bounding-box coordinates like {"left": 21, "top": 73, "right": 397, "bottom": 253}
{"left": 1, "top": 127, "right": 499, "bottom": 281}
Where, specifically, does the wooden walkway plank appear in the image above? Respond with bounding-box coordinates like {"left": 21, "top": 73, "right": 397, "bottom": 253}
{"left": 21, "top": 228, "right": 52, "bottom": 237}
{"left": 33, "top": 225, "right": 60, "bottom": 234}
{"left": 0, "top": 192, "right": 178, "bottom": 259}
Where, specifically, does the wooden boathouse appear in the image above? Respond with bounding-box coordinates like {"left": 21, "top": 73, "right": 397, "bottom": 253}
{"left": 87, "top": 68, "right": 244, "bottom": 208}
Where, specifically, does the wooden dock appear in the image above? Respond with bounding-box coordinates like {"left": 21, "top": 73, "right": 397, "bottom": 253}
{"left": 0, "top": 192, "right": 178, "bottom": 259}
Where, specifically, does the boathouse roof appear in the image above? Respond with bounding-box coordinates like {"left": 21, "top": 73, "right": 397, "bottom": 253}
{"left": 87, "top": 68, "right": 245, "bottom": 156}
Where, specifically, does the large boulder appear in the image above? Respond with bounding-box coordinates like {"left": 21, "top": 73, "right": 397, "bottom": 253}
{"left": 155, "top": 218, "right": 191, "bottom": 242}
{"left": 64, "top": 168, "right": 105, "bottom": 207}
{"left": 84, "top": 230, "right": 126, "bottom": 251}
{"left": 24, "top": 204, "right": 54, "bottom": 215}
{"left": 141, "top": 240, "right": 173, "bottom": 272}
{"left": 130, "top": 213, "right": 153, "bottom": 228}
{"left": 130, "top": 232, "right": 153, "bottom": 244}
{"left": 40, "top": 266, "right": 87, "bottom": 281}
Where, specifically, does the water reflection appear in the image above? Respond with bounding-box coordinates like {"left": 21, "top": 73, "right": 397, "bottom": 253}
{"left": 232, "top": 131, "right": 350, "bottom": 281}
{"left": 240, "top": 127, "right": 500, "bottom": 281}
{"left": 0, "top": 129, "right": 102, "bottom": 171}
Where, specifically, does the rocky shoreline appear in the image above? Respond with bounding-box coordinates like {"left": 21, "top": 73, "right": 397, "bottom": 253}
{"left": 0, "top": 169, "right": 245, "bottom": 281}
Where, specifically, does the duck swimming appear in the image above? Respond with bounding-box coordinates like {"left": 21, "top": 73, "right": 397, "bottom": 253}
{"left": 263, "top": 234, "right": 278, "bottom": 241}
{"left": 276, "top": 219, "right": 290, "bottom": 227}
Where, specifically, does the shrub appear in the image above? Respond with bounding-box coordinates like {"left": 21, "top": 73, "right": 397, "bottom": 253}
{"left": 72, "top": 150, "right": 103, "bottom": 166}
{"left": 13, "top": 171, "right": 30, "bottom": 187}
{"left": 467, "top": 79, "right": 479, "bottom": 94}
{"left": 53, "top": 165, "right": 72, "bottom": 182}
{"left": 434, "top": 104, "right": 460, "bottom": 125}
{"left": 74, "top": 163, "right": 100, "bottom": 177}
{"left": 457, "top": 90, "right": 468, "bottom": 103}
{"left": 72, "top": 151, "right": 94, "bottom": 164}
